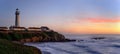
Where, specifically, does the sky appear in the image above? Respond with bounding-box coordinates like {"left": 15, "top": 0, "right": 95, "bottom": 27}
{"left": 0, "top": 0, "right": 120, "bottom": 34}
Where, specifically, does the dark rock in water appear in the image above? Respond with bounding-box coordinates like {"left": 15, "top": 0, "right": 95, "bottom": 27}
{"left": 76, "top": 40, "right": 84, "bottom": 42}
{"left": 91, "top": 37, "right": 106, "bottom": 40}
{"left": 64, "top": 39, "right": 76, "bottom": 42}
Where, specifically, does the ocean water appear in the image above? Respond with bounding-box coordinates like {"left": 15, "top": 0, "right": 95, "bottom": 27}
{"left": 25, "top": 34, "right": 120, "bottom": 54}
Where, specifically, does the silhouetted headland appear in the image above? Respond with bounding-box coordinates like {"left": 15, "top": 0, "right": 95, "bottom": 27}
{"left": 0, "top": 8, "right": 75, "bottom": 54}
{"left": 0, "top": 26, "right": 75, "bottom": 43}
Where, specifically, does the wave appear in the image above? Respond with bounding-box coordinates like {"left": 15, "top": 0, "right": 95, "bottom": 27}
{"left": 25, "top": 34, "right": 120, "bottom": 54}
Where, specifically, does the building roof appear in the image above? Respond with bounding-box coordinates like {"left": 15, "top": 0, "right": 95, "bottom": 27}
{"left": 10, "top": 26, "right": 26, "bottom": 29}
{"left": 0, "top": 27, "right": 8, "bottom": 29}
{"left": 40, "top": 26, "right": 49, "bottom": 30}
{"left": 28, "top": 27, "right": 40, "bottom": 29}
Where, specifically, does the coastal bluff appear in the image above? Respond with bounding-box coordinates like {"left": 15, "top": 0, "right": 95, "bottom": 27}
{"left": 0, "top": 26, "right": 72, "bottom": 54}
{"left": 0, "top": 26, "right": 73, "bottom": 43}
{"left": 19, "top": 31, "right": 66, "bottom": 43}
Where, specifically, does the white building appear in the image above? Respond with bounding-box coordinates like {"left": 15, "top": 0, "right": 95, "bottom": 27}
{"left": 0, "top": 27, "right": 8, "bottom": 31}
{"left": 9, "top": 26, "right": 26, "bottom": 31}
{"left": 40, "top": 26, "right": 52, "bottom": 32}
{"left": 27, "top": 27, "right": 41, "bottom": 32}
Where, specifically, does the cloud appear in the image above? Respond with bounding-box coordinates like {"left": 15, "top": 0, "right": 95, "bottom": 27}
{"left": 76, "top": 17, "right": 120, "bottom": 23}
{"left": 87, "top": 19, "right": 120, "bottom": 23}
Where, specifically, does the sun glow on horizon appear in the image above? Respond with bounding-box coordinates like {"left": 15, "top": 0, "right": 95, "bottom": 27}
{"left": 56, "top": 17, "right": 120, "bottom": 34}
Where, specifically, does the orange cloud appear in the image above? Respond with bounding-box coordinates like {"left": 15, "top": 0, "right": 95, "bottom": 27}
{"left": 77, "top": 16, "right": 120, "bottom": 23}
{"left": 87, "top": 18, "right": 120, "bottom": 23}
{"left": 60, "top": 16, "right": 120, "bottom": 34}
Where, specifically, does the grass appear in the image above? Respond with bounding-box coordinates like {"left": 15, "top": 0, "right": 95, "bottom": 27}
{"left": 0, "top": 39, "right": 41, "bottom": 54}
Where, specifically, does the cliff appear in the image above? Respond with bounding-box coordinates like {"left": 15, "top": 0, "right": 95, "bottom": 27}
{"left": 19, "top": 31, "right": 66, "bottom": 43}
{"left": 0, "top": 30, "right": 70, "bottom": 43}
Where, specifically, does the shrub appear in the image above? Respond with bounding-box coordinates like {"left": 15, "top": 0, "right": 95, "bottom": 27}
{"left": 0, "top": 39, "right": 42, "bottom": 54}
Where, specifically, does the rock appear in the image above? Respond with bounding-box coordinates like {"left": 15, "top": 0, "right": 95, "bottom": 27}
{"left": 32, "top": 36, "right": 39, "bottom": 42}
{"left": 38, "top": 36, "right": 43, "bottom": 41}
{"left": 17, "top": 30, "right": 67, "bottom": 42}
{"left": 64, "top": 39, "right": 76, "bottom": 42}
{"left": 42, "top": 36, "right": 50, "bottom": 41}
{"left": 91, "top": 37, "right": 106, "bottom": 40}
{"left": 25, "top": 38, "right": 32, "bottom": 42}
{"left": 20, "top": 39, "right": 25, "bottom": 43}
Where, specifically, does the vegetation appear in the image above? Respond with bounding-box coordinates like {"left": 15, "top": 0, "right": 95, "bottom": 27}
{"left": 0, "top": 39, "right": 41, "bottom": 54}
{"left": 0, "top": 31, "right": 65, "bottom": 42}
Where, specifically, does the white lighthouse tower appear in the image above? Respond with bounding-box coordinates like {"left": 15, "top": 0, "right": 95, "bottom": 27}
{"left": 15, "top": 8, "right": 20, "bottom": 27}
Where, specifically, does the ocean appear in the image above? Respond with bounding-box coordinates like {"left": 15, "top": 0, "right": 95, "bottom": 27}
{"left": 25, "top": 34, "right": 120, "bottom": 54}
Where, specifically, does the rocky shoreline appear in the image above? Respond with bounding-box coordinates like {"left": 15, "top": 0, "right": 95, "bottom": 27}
{"left": 19, "top": 37, "right": 76, "bottom": 43}
{"left": 0, "top": 29, "right": 75, "bottom": 54}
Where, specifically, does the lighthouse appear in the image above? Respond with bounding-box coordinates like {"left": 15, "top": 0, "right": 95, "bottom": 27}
{"left": 15, "top": 8, "right": 20, "bottom": 27}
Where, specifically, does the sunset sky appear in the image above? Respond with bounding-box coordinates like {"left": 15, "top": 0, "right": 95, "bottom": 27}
{"left": 0, "top": 0, "right": 120, "bottom": 34}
